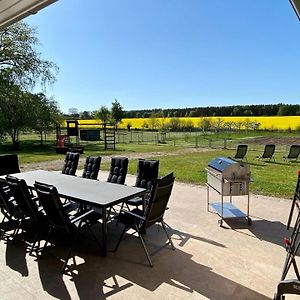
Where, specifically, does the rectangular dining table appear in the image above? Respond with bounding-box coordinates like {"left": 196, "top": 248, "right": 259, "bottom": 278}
{"left": 6, "top": 170, "right": 146, "bottom": 256}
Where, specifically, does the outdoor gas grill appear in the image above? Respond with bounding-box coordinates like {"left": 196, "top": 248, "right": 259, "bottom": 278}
{"left": 205, "top": 157, "right": 251, "bottom": 226}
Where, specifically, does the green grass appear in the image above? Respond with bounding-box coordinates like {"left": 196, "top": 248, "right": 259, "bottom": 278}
{"left": 1, "top": 131, "right": 299, "bottom": 199}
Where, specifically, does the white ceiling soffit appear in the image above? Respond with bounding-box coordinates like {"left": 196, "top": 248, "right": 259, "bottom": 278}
{"left": 290, "top": 0, "right": 300, "bottom": 21}
{"left": 0, "top": 0, "right": 58, "bottom": 30}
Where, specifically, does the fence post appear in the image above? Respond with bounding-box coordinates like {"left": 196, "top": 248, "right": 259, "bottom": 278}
{"left": 173, "top": 136, "right": 176, "bottom": 147}
{"left": 195, "top": 135, "right": 199, "bottom": 148}
{"left": 208, "top": 138, "right": 212, "bottom": 148}
{"left": 223, "top": 138, "right": 227, "bottom": 149}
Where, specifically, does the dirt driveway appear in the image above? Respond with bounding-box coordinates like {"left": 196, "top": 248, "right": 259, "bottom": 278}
{"left": 20, "top": 147, "right": 215, "bottom": 172}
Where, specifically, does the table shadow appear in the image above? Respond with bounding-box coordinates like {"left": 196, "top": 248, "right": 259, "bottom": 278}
{"left": 35, "top": 223, "right": 270, "bottom": 300}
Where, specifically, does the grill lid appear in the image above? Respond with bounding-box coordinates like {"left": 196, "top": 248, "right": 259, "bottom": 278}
{"left": 207, "top": 156, "right": 250, "bottom": 180}
{"left": 208, "top": 157, "right": 237, "bottom": 173}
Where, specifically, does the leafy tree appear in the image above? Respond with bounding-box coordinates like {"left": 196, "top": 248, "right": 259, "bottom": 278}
{"left": 68, "top": 107, "right": 79, "bottom": 119}
{"left": 168, "top": 118, "right": 181, "bottom": 131}
{"left": 212, "top": 118, "right": 224, "bottom": 134}
{"left": 149, "top": 113, "right": 159, "bottom": 130}
{"left": 111, "top": 99, "right": 124, "bottom": 123}
{"left": 95, "top": 106, "right": 111, "bottom": 123}
{"left": 0, "top": 78, "right": 33, "bottom": 149}
{"left": 234, "top": 120, "right": 244, "bottom": 132}
{"left": 80, "top": 111, "right": 91, "bottom": 119}
{"left": 0, "top": 22, "right": 58, "bottom": 89}
{"left": 199, "top": 118, "right": 212, "bottom": 132}
{"left": 32, "top": 93, "right": 62, "bottom": 146}
{"left": 189, "top": 110, "right": 197, "bottom": 117}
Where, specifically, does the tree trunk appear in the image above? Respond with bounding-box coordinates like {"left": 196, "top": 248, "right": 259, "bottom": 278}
{"left": 40, "top": 130, "right": 44, "bottom": 147}
{"left": 11, "top": 129, "right": 20, "bottom": 150}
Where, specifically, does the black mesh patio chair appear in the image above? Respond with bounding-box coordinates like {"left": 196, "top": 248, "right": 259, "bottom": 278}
{"left": 283, "top": 145, "right": 300, "bottom": 162}
{"left": 34, "top": 181, "right": 102, "bottom": 273}
{"left": 0, "top": 154, "right": 20, "bottom": 176}
{"left": 62, "top": 152, "right": 80, "bottom": 176}
{"left": 114, "top": 172, "right": 175, "bottom": 267}
{"left": 5, "top": 175, "right": 46, "bottom": 254}
{"left": 257, "top": 144, "right": 276, "bottom": 161}
{"left": 82, "top": 156, "right": 102, "bottom": 180}
{"left": 233, "top": 144, "right": 248, "bottom": 162}
{"left": 107, "top": 157, "right": 128, "bottom": 185}
{"left": 0, "top": 178, "right": 23, "bottom": 241}
{"left": 125, "top": 159, "right": 159, "bottom": 208}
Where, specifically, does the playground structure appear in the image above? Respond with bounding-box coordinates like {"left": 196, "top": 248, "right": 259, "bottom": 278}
{"left": 55, "top": 120, "right": 116, "bottom": 154}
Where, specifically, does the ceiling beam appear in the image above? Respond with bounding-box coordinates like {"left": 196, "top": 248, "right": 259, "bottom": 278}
{"left": 0, "top": 0, "right": 58, "bottom": 30}
{"left": 290, "top": 0, "right": 300, "bottom": 21}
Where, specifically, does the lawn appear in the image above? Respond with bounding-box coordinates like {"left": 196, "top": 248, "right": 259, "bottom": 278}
{"left": 1, "top": 131, "right": 299, "bottom": 199}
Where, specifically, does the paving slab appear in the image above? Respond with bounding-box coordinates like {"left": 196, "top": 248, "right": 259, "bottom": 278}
{"left": 0, "top": 170, "right": 298, "bottom": 299}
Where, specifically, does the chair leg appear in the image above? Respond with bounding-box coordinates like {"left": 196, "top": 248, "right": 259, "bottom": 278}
{"left": 61, "top": 230, "right": 80, "bottom": 274}
{"left": 40, "top": 227, "right": 52, "bottom": 258}
{"left": 12, "top": 219, "right": 23, "bottom": 242}
{"left": 114, "top": 225, "right": 127, "bottom": 252}
{"left": 161, "top": 221, "right": 175, "bottom": 250}
{"left": 0, "top": 216, "right": 9, "bottom": 241}
{"left": 136, "top": 225, "right": 153, "bottom": 267}
{"left": 29, "top": 230, "right": 40, "bottom": 256}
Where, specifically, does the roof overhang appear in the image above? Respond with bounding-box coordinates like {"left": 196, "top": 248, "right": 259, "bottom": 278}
{"left": 0, "top": 0, "right": 58, "bottom": 30}
{"left": 290, "top": 0, "right": 300, "bottom": 21}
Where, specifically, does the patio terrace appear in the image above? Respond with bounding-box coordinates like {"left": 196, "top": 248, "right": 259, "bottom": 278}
{"left": 0, "top": 171, "right": 298, "bottom": 299}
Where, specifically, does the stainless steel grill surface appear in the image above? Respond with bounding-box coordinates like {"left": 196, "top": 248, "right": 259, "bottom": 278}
{"left": 206, "top": 157, "right": 250, "bottom": 196}
{"left": 206, "top": 157, "right": 252, "bottom": 226}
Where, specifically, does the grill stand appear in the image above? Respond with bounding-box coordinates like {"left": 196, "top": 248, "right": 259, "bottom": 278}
{"left": 206, "top": 181, "right": 251, "bottom": 227}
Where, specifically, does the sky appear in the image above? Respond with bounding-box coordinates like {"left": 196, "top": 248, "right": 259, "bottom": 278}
{"left": 26, "top": 0, "right": 300, "bottom": 113}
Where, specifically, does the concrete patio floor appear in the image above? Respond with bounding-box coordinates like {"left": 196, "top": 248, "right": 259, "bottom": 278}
{"left": 0, "top": 171, "right": 299, "bottom": 299}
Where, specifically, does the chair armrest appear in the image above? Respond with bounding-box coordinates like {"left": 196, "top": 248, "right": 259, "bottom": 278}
{"left": 119, "top": 209, "right": 145, "bottom": 221}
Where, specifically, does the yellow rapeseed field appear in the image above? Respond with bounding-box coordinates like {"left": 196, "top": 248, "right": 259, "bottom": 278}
{"left": 67, "top": 116, "right": 300, "bottom": 131}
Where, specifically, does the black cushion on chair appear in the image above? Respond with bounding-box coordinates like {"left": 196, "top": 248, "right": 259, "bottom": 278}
{"left": 135, "top": 159, "right": 159, "bottom": 190}
{"left": 62, "top": 152, "right": 80, "bottom": 176}
{"left": 126, "top": 159, "right": 159, "bottom": 208}
{"left": 0, "top": 154, "right": 20, "bottom": 176}
{"left": 82, "top": 156, "right": 102, "bottom": 180}
{"left": 107, "top": 157, "right": 128, "bottom": 185}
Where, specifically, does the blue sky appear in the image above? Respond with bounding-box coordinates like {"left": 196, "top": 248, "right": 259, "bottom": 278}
{"left": 27, "top": 0, "right": 300, "bottom": 113}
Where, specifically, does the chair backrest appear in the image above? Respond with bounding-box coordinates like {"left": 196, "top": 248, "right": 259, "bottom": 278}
{"left": 262, "top": 144, "right": 275, "bottom": 158}
{"left": 0, "top": 154, "right": 20, "bottom": 176}
{"left": 234, "top": 145, "right": 248, "bottom": 160}
{"left": 143, "top": 173, "right": 175, "bottom": 229}
{"left": 61, "top": 152, "right": 80, "bottom": 176}
{"left": 135, "top": 159, "right": 159, "bottom": 190}
{"left": 287, "top": 145, "right": 300, "bottom": 159}
{"left": 6, "top": 175, "right": 39, "bottom": 219}
{"left": 107, "top": 157, "right": 128, "bottom": 185}
{"left": 82, "top": 156, "right": 102, "bottom": 180}
{"left": 34, "top": 181, "right": 72, "bottom": 233}
{"left": 0, "top": 178, "right": 15, "bottom": 216}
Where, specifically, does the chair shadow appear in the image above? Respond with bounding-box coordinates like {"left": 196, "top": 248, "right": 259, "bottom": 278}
{"left": 37, "top": 222, "right": 269, "bottom": 300}
{"left": 3, "top": 221, "right": 271, "bottom": 299}
{"left": 164, "top": 223, "right": 226, "bottom": 248}
{"left": 5, "top": 239, "right": 29, "bottom": 277}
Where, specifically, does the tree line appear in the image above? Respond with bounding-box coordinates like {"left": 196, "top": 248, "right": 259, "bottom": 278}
{"left": 66, "top": 103, "right": 300, "bottom": 121}
{"left": 123, "top": 103, "right": 300, "bottom": 118}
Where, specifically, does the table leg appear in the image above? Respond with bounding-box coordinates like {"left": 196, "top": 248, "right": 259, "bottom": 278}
{"left": 101, "top": 206, "right": 107, "bottom": 257}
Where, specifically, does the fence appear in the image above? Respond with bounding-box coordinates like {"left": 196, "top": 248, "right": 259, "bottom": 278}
{"left": 115, "top": 130, "right": 294, "bottom": 154}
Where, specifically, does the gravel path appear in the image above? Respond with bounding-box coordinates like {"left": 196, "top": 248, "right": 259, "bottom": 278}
{"left": 20, "top": 147, "right": 215, "bottom": 172}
